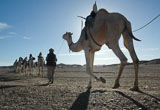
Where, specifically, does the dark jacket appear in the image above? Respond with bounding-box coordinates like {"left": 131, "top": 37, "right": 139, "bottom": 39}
{"left": 46, "top": 53, "right": 57, "bottom": 66}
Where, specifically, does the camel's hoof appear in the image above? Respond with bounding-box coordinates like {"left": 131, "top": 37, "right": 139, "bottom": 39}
{"left": 112, "top": 83, "right": 120, "bottom": 89}
{"left": 130, "top": 87, "right": 139, "bottom": 91}
{"left": 100, "top": 77, "right": 106, "bottom": 83}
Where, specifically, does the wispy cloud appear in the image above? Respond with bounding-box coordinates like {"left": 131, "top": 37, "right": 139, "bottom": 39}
{"left": 8, "top": 32, "right": 16, "bottom": 35}
{"left": 95, "top": 57, "right": 117, "bottom": 61}
{"left": 59, "top": 47, "right": 128, "bottom": 56}
{"left": 95, "top": 47, "right": 127, "bottom": 55}
{"left": 23, "top": 36, "right": 32, "bottom": 40}
{"left": 0, "top": 22, "right": 10, "bottom": 31}
{"left": 58, "top": 52, "right": 84, "bottom": 56}
{"left": 96, "top": 49, "right": 112, "bottom": 55}
{"left": 0, "top": 36, "right": 11, "bottom": 39}
{"left": 0, "top": 61, "right": 12, "bottom": 66}
{"left": 143, "top": 48, "right": 159, "bottom": 51}
{"left": 142, "top": 54, "right": 155, "bottom": 57}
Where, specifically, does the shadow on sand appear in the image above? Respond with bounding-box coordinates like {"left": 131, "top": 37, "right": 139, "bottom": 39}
{"left": 69, "top": 89, "right": 90, "bottom": 110}
{"left": 92, "top": 89, "right": 107, "bottom": 94}
{"left": 115, "top": 91, "right": 148, "bottom": 110}
{"left": 0, "top": 76, "right": 21, "bottom": 82}
{"left": 0, "top": 85, "right": 24, "bottom": 89}
{"left": 36, "top": 83, "right": 50, "bottom": 86}
{"left": 138, "top": 90, "right": 160, "bottom": 101}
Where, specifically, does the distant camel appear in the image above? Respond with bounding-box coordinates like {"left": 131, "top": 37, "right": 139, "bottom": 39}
{"left": 13, "top": 59, "right": 18, "bottom": 72}
{"left": 23, "top": 57, "right": 28, "bottom": 76}
{"left": 28, "top": 54, "right": 35, "bottom": 76}
{"left": 37, "top": 52, "right": 45, "bottom": 77}
{"left": 17, "top": 57, "right": 23, "bottom": 73}
{"left": 63, "top": 3, "right": 140, "bottom": 91}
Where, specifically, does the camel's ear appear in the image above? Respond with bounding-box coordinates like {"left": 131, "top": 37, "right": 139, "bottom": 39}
{"left": 93, "top": 1, "right": 97, "bottom": 12}
{"left": 69, "top": 32, "right": 73, "bottom": 35}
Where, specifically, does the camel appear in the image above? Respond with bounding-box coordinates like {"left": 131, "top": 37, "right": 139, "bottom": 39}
{"left": 37, "top": 52, "right": 45, "bottom": 77}
{"left": 63, "top": 3, "right": 140, "bottom": 91}
{"left": 28, "top": 54, "right": 35, "bottom": 76}
{"left": 23, "top": 57, "right": 28, "bottom": 76}
{"left": 17, "top": 57, "right": 23, "bottom": 73}
{"left": 13, "top": 59, "right": 18, "bottom": 72}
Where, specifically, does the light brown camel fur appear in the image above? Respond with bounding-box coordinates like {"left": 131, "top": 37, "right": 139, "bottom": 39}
{"left": 17, "top": 57, "right": 23, "bottom": 73}
{"left": 38, "top": 54, "right": 45, "bottom": 77}
{"left": 28, "top": 57, "right": 35, "bottom": 76}
{"left": 63, "top": 4, "right": 140, "bottom": 91}
{"left": 23, "top": 57, "right": 28, "bottom": 76}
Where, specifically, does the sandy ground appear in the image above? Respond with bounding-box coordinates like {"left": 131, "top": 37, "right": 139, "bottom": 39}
{"left": 0, "top": 64, "right": 160, "bottom": 110}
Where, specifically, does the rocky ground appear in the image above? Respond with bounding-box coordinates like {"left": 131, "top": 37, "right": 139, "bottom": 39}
{"left": 0, "top": 64, "right": 160, "bottom": 110}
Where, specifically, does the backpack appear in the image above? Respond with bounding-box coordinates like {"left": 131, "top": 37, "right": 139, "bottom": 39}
{"left": 46, "top": 53, "right": 57, "bottom": 66}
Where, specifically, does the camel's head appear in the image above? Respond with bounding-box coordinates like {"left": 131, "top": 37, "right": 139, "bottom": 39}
{"left": 63, "top": 32, "right": 73, "bottom": 41}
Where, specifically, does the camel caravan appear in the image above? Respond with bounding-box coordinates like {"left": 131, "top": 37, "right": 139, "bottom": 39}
{"left": 13, "top": 2, "right": 141, "bottom": 91}
{"left": 13, "top": 52, "right": 45, "bottom": 77}
{"left": 63, "top": 2, "right": 141, "bottom": 91}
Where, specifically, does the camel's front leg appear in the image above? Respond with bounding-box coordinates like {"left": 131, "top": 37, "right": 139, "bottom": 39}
{"left": 85, "top": 49, "right": 106, "bottom": 89}
{"left": 42, "top": 66, "right": 44, "bottom": 77}
{"left": 85, "top": 49, "right": 96, "bottom": 89}
{"left": 38, "top": 66, "right": 40, "bottom": 76}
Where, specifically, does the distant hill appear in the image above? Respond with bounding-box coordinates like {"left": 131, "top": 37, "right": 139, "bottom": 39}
{"left": 1, "top": 58, "right": 160, "bottom": 68}
{"left": 124, "top": 58, "right": 160, "bottom": 65}
{"left": 0, "top": 66, "right": 14, "bottom": 68}
{"left": 57, "top": 58, "right": 160, "bottom": 67}
{"left": 140, "top": 58, "right": 160, "bottom": 65}
{"left": 57, "top": 63, "right": 82, "bottom": 68}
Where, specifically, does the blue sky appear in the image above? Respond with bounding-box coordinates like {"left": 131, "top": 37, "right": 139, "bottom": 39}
{"left": 0, "top": 0, "right": 160, "bottom": 66}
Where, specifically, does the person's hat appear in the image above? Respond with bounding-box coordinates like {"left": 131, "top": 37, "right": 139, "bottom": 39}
{"left": 49, "top": 48, "right": 54, "bottom": 52}
{"left": 30, "top": 54, "right": 32, "bottom": 57}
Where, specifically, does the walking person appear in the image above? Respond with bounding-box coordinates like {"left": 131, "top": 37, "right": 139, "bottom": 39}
{"left": 46, "top": 48, "right": 57, "bottom": 84}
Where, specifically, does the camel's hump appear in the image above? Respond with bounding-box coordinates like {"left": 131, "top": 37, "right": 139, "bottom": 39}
{"left": 98, "top": 8, "right": 109, "bottom": 14}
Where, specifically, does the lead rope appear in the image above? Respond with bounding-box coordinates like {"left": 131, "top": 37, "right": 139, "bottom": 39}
{"left": 133, "top": 14, "right": 160, "bottom": 32}
{"left": 81, "top": 20, "right": 83, "bottom": 31}
{"left": 57, "top": 40, "right": 64, "bottom": 55}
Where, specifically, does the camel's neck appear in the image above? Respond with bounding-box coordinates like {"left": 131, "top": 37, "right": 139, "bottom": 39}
{"left": 66, "top": 38, "right": 73, "bottom": 48}
{"left": 66, "top": 36, "right": 83, "bottom": 52}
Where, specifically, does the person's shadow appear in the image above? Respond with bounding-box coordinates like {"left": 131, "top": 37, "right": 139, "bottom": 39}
{"left": 69, "top": 89, "right": 90, "bottom": 110}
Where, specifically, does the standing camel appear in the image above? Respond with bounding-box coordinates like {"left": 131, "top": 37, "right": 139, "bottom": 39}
{"left": 23, "top": 57, "right": 28, "bottom": 76}
{"left": 37, "top": 52, "right": 45, "bottom": 77}
{"left": 28, "top": 54, "right": 35, "bottom": 76}
{"left": 63, "top": 3, "right": 140, "bottom": 91}
{"left": 17, "top": 57, "right": 23, "bottom": 73}
{"left": 13, "top": 59, "right": 18, "bottom": 72}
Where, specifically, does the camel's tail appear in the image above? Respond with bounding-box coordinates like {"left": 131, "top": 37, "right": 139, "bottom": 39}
{"left": 124, "top": 20, "right": 141, "bottom": 41}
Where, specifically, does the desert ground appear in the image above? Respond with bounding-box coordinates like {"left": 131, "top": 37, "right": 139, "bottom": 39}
{"left": 0, "top": 62, "right": 160, "bottom": 110}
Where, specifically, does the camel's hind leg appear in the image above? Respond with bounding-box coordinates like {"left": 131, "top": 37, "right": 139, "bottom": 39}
{"left": 123, "top": 35, "right": 139, "bottom": 91}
